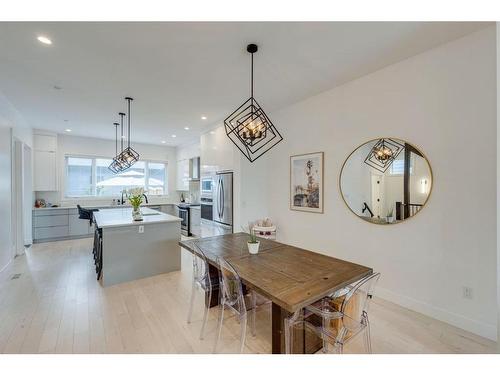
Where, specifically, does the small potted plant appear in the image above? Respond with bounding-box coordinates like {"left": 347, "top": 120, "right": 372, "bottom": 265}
{"left": 386, "top": 207, "right": 394, "bottom": 223}
{"left": 127, "top": 187, "right": 145, "bottom": 221}
{"left": 244, "top": 223, "right": 260, "bottom": 254}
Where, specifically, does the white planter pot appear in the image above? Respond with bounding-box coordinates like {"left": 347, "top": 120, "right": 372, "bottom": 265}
{"left": 247, "top": 241, "right": 260, "bottom": 254}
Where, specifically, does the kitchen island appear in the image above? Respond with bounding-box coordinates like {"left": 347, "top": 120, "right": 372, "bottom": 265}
{"left": 93, "top": 207, "right": 182, "bottom": 287}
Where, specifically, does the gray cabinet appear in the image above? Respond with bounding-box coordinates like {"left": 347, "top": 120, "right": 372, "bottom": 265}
{"left": 69, "top": 214, "right": 92, "bottom": 236}
{"left": 33, "top": 209, "right": 69, "bottom": 242}
{"left": 33, "top": 208, "right": 93, "bottom": 242}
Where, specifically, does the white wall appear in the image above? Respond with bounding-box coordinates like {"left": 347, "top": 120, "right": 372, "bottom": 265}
{"left": 263, "top": 27, "right": 497, "bottom": 339}
{"left": 35, "top": 134, "right": 179, "bottom": 205}
{"left": 0, "top": 126, "right": 12, "bottom": 272}
{"left": 496, "top": 22, "right": 500, "bottom": 350}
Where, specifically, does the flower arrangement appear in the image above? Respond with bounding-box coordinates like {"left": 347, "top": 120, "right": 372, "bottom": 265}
{"left": 126, "top": 187, "right": 145, "bottom": 209}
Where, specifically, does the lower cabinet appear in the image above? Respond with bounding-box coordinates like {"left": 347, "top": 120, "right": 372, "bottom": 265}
{"left": 190, "top": 208, "right": 201, "bottom": 237}
{"left": 69, "top": 214, "right": 93, "bottom": 236}
{"left": 33, "top": 209, "right": 92, "bottom": 243}
{"left": 33, "top": 204, "right": 178, "bottom": 242}
{"left": 34, "top": 226, "right": 69, "bottom": 240}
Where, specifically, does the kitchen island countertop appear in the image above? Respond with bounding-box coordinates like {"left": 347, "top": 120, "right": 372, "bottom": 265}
{"left": 93, "top": 207, "right": 181, "bottom": 229}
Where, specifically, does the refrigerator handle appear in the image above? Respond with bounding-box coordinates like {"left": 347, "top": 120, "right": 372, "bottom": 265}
{"left": 220, "top": 178, "right": 225, "bottom": 220}
{"left": 217, "top": 177, "right": 222, "bottom": 219}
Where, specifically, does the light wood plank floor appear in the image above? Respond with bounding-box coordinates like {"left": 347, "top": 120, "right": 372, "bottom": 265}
{"left": 0, "top": 238, "right": 496, "bottom": 354}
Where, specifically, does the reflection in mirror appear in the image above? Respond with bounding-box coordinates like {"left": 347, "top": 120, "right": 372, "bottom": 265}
{"left": 340, "top": 138, "right": 432, "bottom": 225}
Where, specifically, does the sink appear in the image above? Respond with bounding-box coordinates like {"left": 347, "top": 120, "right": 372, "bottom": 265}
{"left": 142, "top": 212, "right": 161, "bottom": 216}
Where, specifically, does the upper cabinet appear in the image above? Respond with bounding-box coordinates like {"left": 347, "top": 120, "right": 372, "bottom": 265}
{"left": 176, "top": 159, "right": 190, "bottom": 191}
{"left": 33, "top": 134, "right": 58, "bottom": 191}
{"left": 200, "top": 126, "right": 234, "bottom": 173}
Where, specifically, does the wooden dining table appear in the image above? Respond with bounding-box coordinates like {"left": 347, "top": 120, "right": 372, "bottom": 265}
{"left": 179, "top": 232, "right": 372, "bottom": 354}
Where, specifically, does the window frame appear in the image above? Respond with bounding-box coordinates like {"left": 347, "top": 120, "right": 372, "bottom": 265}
{"left": 64, "top": 154, "right": 169, "bottom": 198}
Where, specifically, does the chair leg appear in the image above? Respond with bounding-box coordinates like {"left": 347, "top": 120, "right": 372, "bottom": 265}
{"left": 213, "top": 303, "right": 225, "bottom": 353}
{"left": 251, "top": 290, "right": 257, "bottom": 337}
{"left": 239, "top": 314, "right": 247, "bottom": 353}
{"left": 187, "top": 278, "right": 196, "bottom": 324}
{"left": 200, "top": 287, "right": 211, "bottom": 340}
{"left": 364, "top": 320, "right": 372, "bottom": 354}
{"left": 337, "top": 343, "right": 344, "bottom": 354}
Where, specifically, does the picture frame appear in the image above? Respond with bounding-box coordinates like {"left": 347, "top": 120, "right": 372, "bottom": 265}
{"left": 290, "top": 151, "right": 324, "bottom": 213}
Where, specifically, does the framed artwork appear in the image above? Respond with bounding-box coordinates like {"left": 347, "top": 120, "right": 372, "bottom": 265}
{"left": 290, "top": 151, "right": 324, "bottom": 213}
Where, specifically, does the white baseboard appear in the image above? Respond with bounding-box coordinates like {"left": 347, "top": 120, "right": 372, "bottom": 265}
{"left": 0, "top": 258, "right": 13, "bottom": 275}
{"left": 376, "top": 287, "right": 497, "bottom": 341}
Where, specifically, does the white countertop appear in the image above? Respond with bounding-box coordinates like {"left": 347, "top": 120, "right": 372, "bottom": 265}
{"left": 33, "top": 202, "right": 176, "bottom": 211}
{"left": 93, "top": 207, "right": 181, "bottom": 229}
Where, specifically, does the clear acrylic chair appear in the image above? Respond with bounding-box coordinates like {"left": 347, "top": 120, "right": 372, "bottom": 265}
{"left": 213, "top": 256, "right": 258, "bottom": 353}
{"left": 285, "top": 272, "right": 380, "bottom": 354}
{"left": 186, "top": 242, "right": 212, "bottom": 340}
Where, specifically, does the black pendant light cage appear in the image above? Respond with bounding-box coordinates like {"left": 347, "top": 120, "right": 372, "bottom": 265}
{"left": 364, "top": 138, "right": 405, "bottom": 173}
{"left": 224, "top": 44, "right": 283, "bottom": 163}
{"left": 108, "top": 121, "right": 123, "bottom": 173}
{"left": 116, "top": 97, "right": 139, "bottom": 170}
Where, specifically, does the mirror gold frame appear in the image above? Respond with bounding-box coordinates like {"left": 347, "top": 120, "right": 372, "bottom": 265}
{"left": 339, "top": 138, "right": 433, "bottom": 225}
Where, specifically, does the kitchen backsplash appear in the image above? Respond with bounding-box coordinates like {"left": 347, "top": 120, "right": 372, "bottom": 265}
{"left": 34, "top": 190, "right": 181, "bottom": 208}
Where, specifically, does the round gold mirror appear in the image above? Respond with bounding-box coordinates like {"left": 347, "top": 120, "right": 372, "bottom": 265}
{"left": 340, "top": 138, "right": 432, "bottom": 225}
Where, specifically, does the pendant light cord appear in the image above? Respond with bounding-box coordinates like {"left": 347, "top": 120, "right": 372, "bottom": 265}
{"left": 120, "top": 113, "right": 124, "bottom": 153}
{"left": 114, "top": 123, "right": 118, "bottom": 155}
{"left": 127, "top": 98, "right": 131, "bottom": 149}
{"left": 251, "top": 51, "right": 254, "bottom": 100}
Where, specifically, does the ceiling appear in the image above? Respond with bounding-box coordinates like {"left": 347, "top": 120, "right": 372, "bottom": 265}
{"left": 0, "top": 22, "right": 490, "bottom": 146}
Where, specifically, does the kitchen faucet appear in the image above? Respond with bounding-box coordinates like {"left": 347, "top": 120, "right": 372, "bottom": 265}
{"left": 121, "top": 190, "right": 127, "bottom": 205}
{"left": 142, "top": 193, "right": 149, "bottom": 204}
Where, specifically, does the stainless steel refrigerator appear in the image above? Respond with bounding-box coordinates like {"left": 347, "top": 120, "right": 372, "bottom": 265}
{"left": 213, "top": 171, "right": 233, "bottom": 230}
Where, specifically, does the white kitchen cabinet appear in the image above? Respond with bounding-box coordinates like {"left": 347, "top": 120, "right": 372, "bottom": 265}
{"left": 33, "top": 134, "right": 58, "bottom": 191}
{"left": 34, "top": 134, "right": 57, "bottom": 152}
{"left": 34, "top": 150, "right": 57, "bottom": 191}
{"left": 200, "top": 126, "right": 234, "bottom": 173}
{"left": 176, "top": 159, "right": 190, "bottom": 191}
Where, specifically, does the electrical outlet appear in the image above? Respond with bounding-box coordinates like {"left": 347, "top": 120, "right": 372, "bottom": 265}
{"left": 462, "top": 286, "right": 473, "bottom": 299}
{"left": 138, "top": 225, "right": 144, "bottom": 234}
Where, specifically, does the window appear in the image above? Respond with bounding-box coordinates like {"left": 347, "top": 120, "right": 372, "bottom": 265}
{"left": 66, "top": 157, "right": 93, "bottom": 197}
{"left": 65, "top": 156, "right": 168, "bottom": 197}
{"left": 388, "top": 156, "right": 414, "bottom": 175}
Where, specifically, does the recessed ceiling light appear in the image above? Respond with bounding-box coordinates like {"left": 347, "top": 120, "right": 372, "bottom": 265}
{"left": 201, "top": 116, "right": 207, "bottom": 120}
{"left": 210, "top": 131, "right": 215, "bottom": 135}
{"left": 184, "top": 127, "right": 190, "bottom": 130}
{"left": 171, "top": 134, "right": 177, "bottom": 138}
{"left": 161, "top": 140, "right": 166, "bottom": 144}
{"left": 37, "top": 36, "right": 52, "bottom": 45}
{"left": 64, "top": 128, "right": 72, "bottom": 132}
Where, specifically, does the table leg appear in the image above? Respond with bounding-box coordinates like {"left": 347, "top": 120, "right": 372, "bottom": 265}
{"left": 272, "top": 303, "right": 287, "bottom": 354}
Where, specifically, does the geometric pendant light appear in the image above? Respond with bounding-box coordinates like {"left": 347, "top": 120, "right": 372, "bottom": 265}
{"left": 108, "top": 121, "right": 123, "bottom": 173}
{"left": 116, "top": 96, "right": 139, "bottom": 169}
{"left": 224, "top": 44, "right": 283, "bottom": 163}
{"left": 363, "top": 138, "right": 405, "bottom": 173}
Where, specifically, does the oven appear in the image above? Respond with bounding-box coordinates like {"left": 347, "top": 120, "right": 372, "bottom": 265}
{"left": 200, "top": 197, "right": 213, "bottom": 221}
